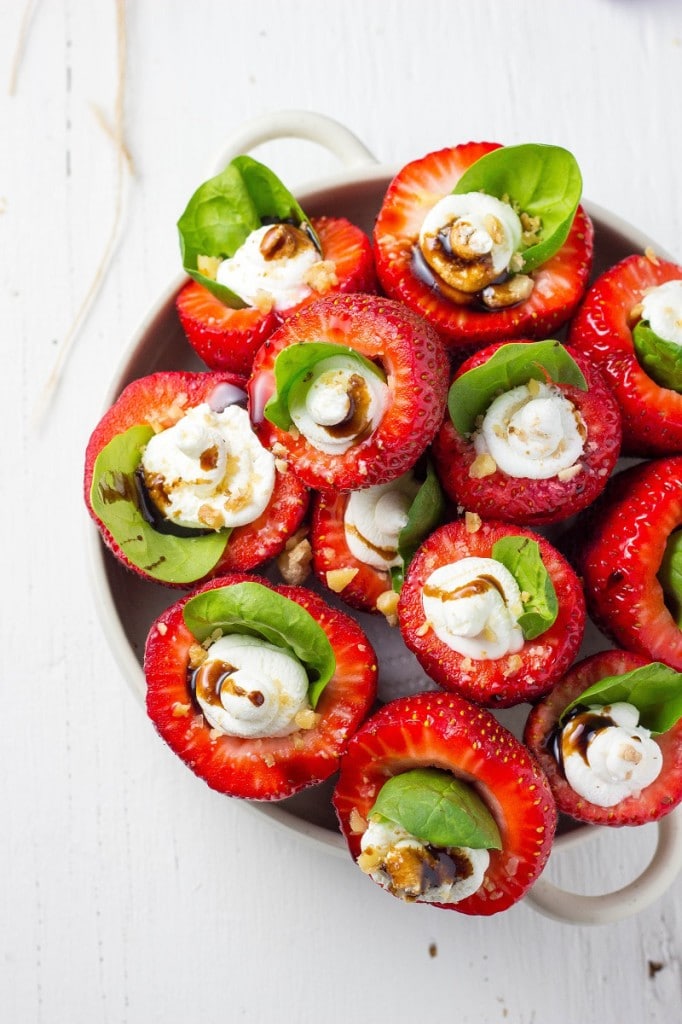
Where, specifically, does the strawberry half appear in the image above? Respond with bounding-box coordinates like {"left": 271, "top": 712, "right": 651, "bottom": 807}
{"left": 248, "top": 292, "right": 449, "bottom": 491}
{"left": 84, "top": 371, "right": 309, "bottom": 586}
{"left": 431, "top": 341, "right": 622, "bottom": 526}
{"left": 576, "top": 456, "right": 682, "bottom": 670}
{"left": 144, "top": 574, "right": 378, "bottom": 801}
{"left": 176, "top": 216, "right": 377, "bottom": 377}
{"left": 373, "top": 142, "right": 593, "bottom": 353}
{"left": 568, "top": 252, "right": 682, "bottom": 456}
{"left": 398, "top": 519, "right": 585, "bottom": 707}
{"left": 524, "top": 650, "right": 682, "bottom": 826}
{"left": 310, "top": 489, "right": 395, "bottom": 616}
{"left": 332, "top": 691, "right": 557, "bottom": 915}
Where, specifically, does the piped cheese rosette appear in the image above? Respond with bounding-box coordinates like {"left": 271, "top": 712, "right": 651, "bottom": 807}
{"left": 249, "top": 292, "right": 449, "bottom": 491}
{"left": 568, "top": 252, "right": 682, "bottom": 456}
{"left": 310, "top": 462, "right": 445, "bottom": 620}
{"left": 84, "top": 371, "right": 308, "bottom": 586}
{"left": 524, "top": 650, "right": 682, "bottom": 827}
{"left": 144, "top": 574, "right": 378, "bottom": 801}
{"left": 432, "top": 340, "right": 622, "bottom": 525}
{"left": 175, "top": 155, "right": 376, "bottom": 376}
{"left": 398, "top": 519, "right": 585, "bottom": 707}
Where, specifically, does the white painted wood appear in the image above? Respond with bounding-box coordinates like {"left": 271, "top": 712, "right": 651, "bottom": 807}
{"left": 4, "top": 0, "right": 682, "bottom": 1020}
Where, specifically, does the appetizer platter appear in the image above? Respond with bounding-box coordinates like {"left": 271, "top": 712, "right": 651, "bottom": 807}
{"left": 86, "top": 110, "right": 682, "bottom": 924}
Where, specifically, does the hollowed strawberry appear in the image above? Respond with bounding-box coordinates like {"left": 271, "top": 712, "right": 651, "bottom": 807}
{"left": 332, "top": 691, "right": 556, "bottom": 915}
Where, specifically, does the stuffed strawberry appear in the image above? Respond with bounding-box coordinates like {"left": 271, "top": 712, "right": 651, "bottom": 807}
{"left": 309, "top": 460, "right": 445, "bottom": 621}
{"left": 144, "top": 574, "right": 378, "bottom": 800}
{"left": 176, "top": 156, "right": 376, "bottom": 376}
{"left": 524, "top": 650, "right": 682, "bottom": 827}
{"left": 397, "top": 518, "right": 585, "bottom": 707}
{"left": 568, "top": 252, "right": 682, "bottom": 456}
{"left": 431, "top": 340, "right": 621, "bottom": 526}
{"left": 248, "top": 292, "right": 449, "bottom": 491}
{"left": 373, "top": 141, "right": 593, "bottom": 353}
{"left": 332, "top": 691, "right": 556, "bottom": 915}
{"left": 84, "top": 371, "right": 308, "bottom": 586}
{"left": 576, "top": 456, "right": 682, "bottom": 671}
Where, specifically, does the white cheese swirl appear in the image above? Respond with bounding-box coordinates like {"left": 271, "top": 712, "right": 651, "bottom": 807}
{"left": 419, "top": 192, "right": 522, "bottom": 278}
{"left": 560, "top": 702, "right": 663, "bottom": 808}
{"left": 288, "top": 355, "right": 388, "bottom": 455}
{"left": 358, "top": 818, "right": 489, "bottom": 904}
{"left": 343, "top": 473, "right": 420, "bottom": 570}
{"left": 141, "top": 402, "right": 275, "bottom": 530}
{"left": 640, "top": 279, "right": 682, "bottom": 346}
{"left": 474, "top": 380, "right": 586, "bottom": 480}
{"left": 216, "top": 223, "right": 320, "bottom": 311}
{"left": 422, "top": 556, "right": 524, "bottom": 660}
{"left": 193, "top": 634, "right": 310, "bottom": 739}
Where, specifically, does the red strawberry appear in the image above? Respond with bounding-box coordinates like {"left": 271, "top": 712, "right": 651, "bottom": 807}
{"left": 332, "top": 691, "right": 557, "bottom": 915}
{"left": 568, "top": 252, "right": 682, "bottom": 456}
{"left": 524, "top": 650, "right": 682, "bottom": 826}
{"left": 144, "top": 574, "right": 378, "bottom": 800}
{"left": 84, "top": 371, "right": 309, "bottom": 586}
{"left": 248, "top": 292, "right": 449, "bottom": 491}
{"left": 310, "top": 489, "right": 396, "bottom": 616}
{"left": 576, "top": 456, "right": 682, "bottom": 670}
{"left": 398, "top": 519, "right": 585, "bottom": 707}
{"left": 431, "top": 341, "right": 622, "bottom": 526}
{"left": 373, "top": 142, "right": 593, "bottom": 353}
{"left": 176, "top": 216, "right": 377, "bottom": 377}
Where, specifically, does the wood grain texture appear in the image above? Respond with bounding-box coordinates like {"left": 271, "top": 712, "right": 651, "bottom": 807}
{"left": 3, "top": 0, "right": 682, "bottom": 1021}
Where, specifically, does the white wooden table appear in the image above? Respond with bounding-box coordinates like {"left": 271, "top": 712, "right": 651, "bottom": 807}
{"left": 4, "top": 1, "right": 682, "bottom": 1020}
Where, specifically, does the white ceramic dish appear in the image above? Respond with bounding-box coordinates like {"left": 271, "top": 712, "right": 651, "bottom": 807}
{"left": 88, "top": 110, "right": 682, "bottom": 925}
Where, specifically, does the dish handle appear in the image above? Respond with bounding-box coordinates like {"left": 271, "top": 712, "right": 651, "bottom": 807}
{"left": 208, "top": 110, "right": 378, "bottom": 177}
{"left": 525, "top": 806, "right": 682, "bottom": 924}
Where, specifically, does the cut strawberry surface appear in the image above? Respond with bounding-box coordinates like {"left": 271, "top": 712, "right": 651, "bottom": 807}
{"left": 373, "top": 142, "right": 593, "bottom": 352}
{"left": 176, "top": 216, "right": 376, "bottom": 377}
{"left": 524, "top": 650, "right": 682, "bottom": 827}
{"left": 84, "top": 371, "right": 308, "bottom": 586}
{"left": 332, "top": 691, "right": 556, "bottom": 915}
{"left": 248, "top": 292, "right": 449, "bottom": 491}
{"left": 576, "top": 456, "right": 682, "bottom": 670}
{"left": 144, "top": 575, "right": 378, "bottom": 801}
{"left": 310, "top": 490, "right": 394, "bottom": 615}
{"left": 432, "top": 341, "right": 622, "bottom": 526}
{"left": 568, "top": 252, "right": 682, "bottom": 456}
{"left": 398, "top": 519, "right": 585, "bottom": 707}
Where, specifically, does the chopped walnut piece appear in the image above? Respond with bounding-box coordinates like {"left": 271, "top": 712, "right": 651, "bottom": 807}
{"left": 304, "top": 259, "right": 338, "bottom": 294}
{"left": 645, "top": 247, "right": 660, "bottom": 266}
{"left": 326, "top": 567, "right": 359, "bottom": 593}
{"left": 198, "top": 504, "right": 225, "bottom": 530}
{"left": 156, "top": 621, "right": 168, "bottom": 636}
{"left": 171, "top": 702, "right": 191, "bottom": 718}
{"left": 464, "top": 511, "right": 482, "bottom": 533}
{"left": 503, "top": 654, "right": 524, "bottom": 677}
{"left": 277, "top": 529, "right": 312, "bottom": 585}
{"left": 188, "top": 643, "right": 208, "bottom": 669}
{"left": 349, "top": 807, "right": 367, "bottom": 835}
{"left": 262, "top": 752, "right": 276, "bottom": 768}
{"left": 469, "top": 453, "right": 497, "bottom": 479}
{"left": 252, "top": 290, "right": 274, "bottom": 314}
{"left": 294, "top": 708, "right": 321, "bottom": 730}
{"left": 196, "top": 254, "right": 221, "bottom": 280}
{"left": 557, "top": 463, "right": 583, "bottom": 483}
{"left": 415, "top": 620, "right": 431, "bottom": 637}
{"left": 376, "top": 589, "right": 399, "bottom": 625}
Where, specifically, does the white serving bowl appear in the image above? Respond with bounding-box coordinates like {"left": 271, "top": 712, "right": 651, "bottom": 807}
{"left": 87, "top": 110, "right": 682, "bottom": 925}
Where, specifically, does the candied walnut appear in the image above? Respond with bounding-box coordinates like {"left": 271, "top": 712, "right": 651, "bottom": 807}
{"left": 349, "top": 807, "right": 368, "bottom": 835}
{"left": 196, "top": 254, "right": 221, "bottom": 280}
{"left": 481, "top": 274, "right": 534, "bottom": 309}
{"left": 252, "top": 290, "right": 274, "bottom": 314}
{"left": 294, "top": 708, "right": 321, "bottom": 730}
{"left": 421, "top": 228, "right": 498, "bottom": 295}
{"left": 171, "top": 702, "right": 191, "bottom": 718}
{"left": 260, "top": 223, "right": 313, "bottom": 261}
{"left": 464, "top": 511, "right": 482, "bottom": 533}
{"left": 188, "top": 643, "right": 208, "bottom": 669}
